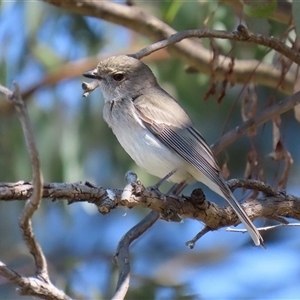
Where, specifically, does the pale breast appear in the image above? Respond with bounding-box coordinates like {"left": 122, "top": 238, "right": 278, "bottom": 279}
{"left": 103, "top": 98, "right": 193, "bottom": 183}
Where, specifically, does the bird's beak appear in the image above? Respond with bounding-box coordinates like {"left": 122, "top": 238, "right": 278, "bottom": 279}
{"left": 82, "top": 68, "right": 101, "bottom": 97}
{"left": 82, "top": 69, "right": 100, "bottom": 79}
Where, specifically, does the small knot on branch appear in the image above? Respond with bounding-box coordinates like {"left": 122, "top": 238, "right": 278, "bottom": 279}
{"left": 97, "top": 189, "right": 117, "bottom": 214}
{"left": 236, "top": 24, "right": 252, "bottom": 40}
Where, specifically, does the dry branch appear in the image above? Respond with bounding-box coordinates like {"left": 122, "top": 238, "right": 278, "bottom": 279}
{"left": 0, "top": 262, "right": 72, "bottom": 300}
{"left": 42, "top": 0, "right": 296, "bottom": 94}
{"left": 212, "top": 90, "right": 300, "bottom": 154}
{"left": 1, "top": 179, "right": 299, "bottom": 234}
{"left": 113, "top": 210, "right": 159, "bottom": 300}
{"left": 0, "top": 85, "right": 71, "bottom": 299}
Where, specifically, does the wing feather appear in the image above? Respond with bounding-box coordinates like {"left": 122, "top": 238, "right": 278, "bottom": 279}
{"left": 133, "top": 93, "right": 230, "bottom": 198}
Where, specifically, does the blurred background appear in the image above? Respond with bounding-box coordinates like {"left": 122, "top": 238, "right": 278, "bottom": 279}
{"left": 0, "top": 1, "right": 300, "bottom": 299}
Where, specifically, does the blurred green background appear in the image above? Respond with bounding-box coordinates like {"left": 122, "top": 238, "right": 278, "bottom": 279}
{"left": 0, "top": 1, "right": 300, "bottom": 299}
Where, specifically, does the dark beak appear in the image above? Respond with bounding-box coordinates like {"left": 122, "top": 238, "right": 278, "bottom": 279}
{"left": 82, "top": 69, "right": 100, "bottom": 79}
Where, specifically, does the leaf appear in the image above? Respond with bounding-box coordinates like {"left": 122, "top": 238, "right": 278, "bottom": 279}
{"left": 243, "top": 0, "right": 277, "bottom": 18}
{"left": 268, "top": 117, "right": 293, "bottom": 189}
{"left": 241, "top": 86, "right": 258, "bottom": 137}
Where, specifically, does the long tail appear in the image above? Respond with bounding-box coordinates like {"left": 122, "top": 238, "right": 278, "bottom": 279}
{"left": 224, "top": 190, "right": 264, "bottom": 248}
{"left": 203, "top": 175, "right": 264, "bottom": 247}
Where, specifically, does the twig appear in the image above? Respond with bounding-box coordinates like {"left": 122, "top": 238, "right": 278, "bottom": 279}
{"left": 212, "top": 90, "right": 300, "bottom": 154}
{"left": 0, "top": 84, "right": 71, "bottom": 298}
{"left": 133, "top": 25, "right": 300, "bottom": 66}
{"left": 5, "top": 83, "right": 47, "bottom": 282}
{"left": 226, "top": 223, "right": 300, "bottom": 233}
{"left": 113, "top": 211, "right": 159, "bottom": 300}
{"left": 0, "top": 262, "right": 72, "bottom": 300}
{"left": 185, "top": 226, "right": 211, "bottom": 249}
{"left": 227, "top": 179, "right": 278, "bottom": 196}
{"left": 112, "top": 173, "right": 159, "bottom": 300}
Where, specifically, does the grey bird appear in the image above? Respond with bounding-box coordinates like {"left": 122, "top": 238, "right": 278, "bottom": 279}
{"left": 83, "top": 55, "right": 264, "bottom": 247}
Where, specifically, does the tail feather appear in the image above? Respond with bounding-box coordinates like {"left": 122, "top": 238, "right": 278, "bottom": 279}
{"left": 205, "top": 175, "right": 265, "bottom": 247}
{"left": 225, "top": 191, "right": 264, "bottom": 248}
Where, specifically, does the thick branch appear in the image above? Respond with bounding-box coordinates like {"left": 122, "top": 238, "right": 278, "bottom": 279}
{"left": 0, "top": 180, "right": 299, "bottom": 232}
{"left": 42, "top": 0, "right": 295, "bottom": 94}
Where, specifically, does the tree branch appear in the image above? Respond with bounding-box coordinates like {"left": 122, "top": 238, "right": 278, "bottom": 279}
{"left": 0, "top": 179, "right": 299, "bottom": 236}
{"left": 212, "top": 90, "right": 300, "bottom": 154}
{"left": 0, "top": 262, "right": 72, "bottom": 300}
{"left": 0, "top": 85, "right": 70, "bottom": 299}
{"left": 113, "top": 211, "right": 159, "bottom": 300}
{"left": 133, "top": 24, "right": 300, "bottom": 66}
{"left": 42, "top": 0, "right": 296, "bottom": 94}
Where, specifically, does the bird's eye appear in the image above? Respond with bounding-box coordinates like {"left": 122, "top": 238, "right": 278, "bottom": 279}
{"left": 113, "top": 73, "right": 125, "bottom": 81}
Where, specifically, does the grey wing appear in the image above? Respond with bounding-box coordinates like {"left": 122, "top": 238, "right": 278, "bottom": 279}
{"left": 133, "top": 94, "right": 231, "bottom": 198}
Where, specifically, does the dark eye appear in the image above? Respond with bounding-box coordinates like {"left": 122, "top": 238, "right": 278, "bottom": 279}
{"left": 113, "top": 73, "right": 125, "bottom": 81}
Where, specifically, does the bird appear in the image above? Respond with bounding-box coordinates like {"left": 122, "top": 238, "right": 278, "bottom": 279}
{"left": 82, "top": 54, "right": 264, "bottom": 247}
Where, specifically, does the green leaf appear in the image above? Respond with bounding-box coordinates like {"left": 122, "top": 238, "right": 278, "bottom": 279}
{"left": 243, "top": 0, "right": 277, "bottom": 18}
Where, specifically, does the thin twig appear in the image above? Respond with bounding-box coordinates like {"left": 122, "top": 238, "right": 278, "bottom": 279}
{"left": 113, "top": 211, "right": 159, "bottom": 300}
{"left": 185, "top": 226, "right": 211, "bottom": 249}
{"left": 0, "top": 84, "right": 72, "bottom": 299}
{"left": 112, "top": 172, "right": 159, "bottom": 300}
{"left": 0, "top": 261, "right": 72, "bottom": 300}
{"left": 226, "top": 223, "right": 300, "bottom": 233}
{"left": 212, "top": 90, "right": 300, "bottom": 154}
{"left": 5, "top": 83, "right": 48, "bottom": 282}
{"left": 133, "top": 25, "right": 300, "bottom": 66}
{"left": 227, "top": 179, "right": 278, "bottom": 196}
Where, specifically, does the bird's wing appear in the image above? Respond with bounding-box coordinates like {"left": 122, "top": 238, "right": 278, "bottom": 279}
{"left": 133, "top": 92, "right": 264, "bottom": 247}
{"left": 133, "top": 92, "right": 230, "bottom": 198}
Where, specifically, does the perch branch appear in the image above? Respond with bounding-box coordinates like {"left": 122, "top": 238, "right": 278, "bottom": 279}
{"left": 1, "top": 179, "right": 299, "bottom": 239}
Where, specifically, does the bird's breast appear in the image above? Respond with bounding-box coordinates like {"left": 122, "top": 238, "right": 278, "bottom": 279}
{"left": 102, "top": 99, "right": 193, "bottom": 183}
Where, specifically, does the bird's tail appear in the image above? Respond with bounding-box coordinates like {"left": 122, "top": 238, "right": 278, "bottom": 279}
{"left": 224, "top": 189, "right": 264, "bottom": 248}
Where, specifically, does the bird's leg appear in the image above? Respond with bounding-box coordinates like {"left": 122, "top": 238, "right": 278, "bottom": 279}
{"left": 168, "top": 180, "right": 188, "bottom": 196}
{"left": 149, "top": 169, "right": 177, "bottom": 191}
{"left": 159, "top": 180, "right": 187, "bottom": 222}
